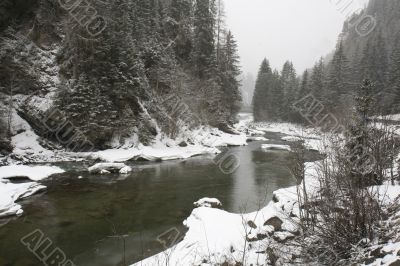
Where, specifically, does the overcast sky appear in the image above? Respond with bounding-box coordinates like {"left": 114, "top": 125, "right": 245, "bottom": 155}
{"left": 224, "top": 0, "right": 369, "bottom": 76}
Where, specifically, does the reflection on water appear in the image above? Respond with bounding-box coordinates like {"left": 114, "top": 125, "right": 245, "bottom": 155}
{"left": 0, "top": 131, "right": 320, "bottom": 266}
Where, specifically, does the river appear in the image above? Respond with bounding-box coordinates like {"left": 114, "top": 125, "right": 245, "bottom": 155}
{"left": 0, "top": 127, "right": 320, "bottom": 266}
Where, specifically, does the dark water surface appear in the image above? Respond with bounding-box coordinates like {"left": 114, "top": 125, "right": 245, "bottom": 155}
{"left": 0, "top": 131, "right": 320, "bottom": 266}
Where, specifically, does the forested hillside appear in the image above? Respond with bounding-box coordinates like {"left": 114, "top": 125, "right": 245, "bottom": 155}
{"left": 0, "top": 0, "right": 241, "bottom": 153}
{"left": 253, "top": 0, "right": 400, "bottom": 122}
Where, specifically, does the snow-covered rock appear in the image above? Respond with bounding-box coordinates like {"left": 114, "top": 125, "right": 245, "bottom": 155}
{"left": 88, "top": 163, "right": 127, "bottom": 174}
{"left": 261, "top": 144, "right": 291, "bottom": 151}
{"left": 0, "top": 165, "right": 65, "bottom": 181}
{"left": 194, "top": 198, "right": 222, "bottom": 208}
{"left": 247, "top": 136, "right": 268, "bottom": 142}
{"left": 119, "top": 166, "right": 132, "bottom": 174}
{"left": 89, "top": 145, "right": 220, "bottom": 162}
{"left": 100, "top": 169, "right": 111, "bottom": 175}
{"left": 282, "top": 136, "right": 303, "bottom": 142}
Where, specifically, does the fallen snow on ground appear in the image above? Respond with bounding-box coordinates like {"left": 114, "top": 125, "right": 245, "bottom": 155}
{"left": 191, "top": 127, "right": 248, "bottom": 147}
{"left": 0, "top": 165, "right": 64, "bottom": 219}
{"left": 0, "top": 182, "right": 46, "bottom": 218}
{"left": 253, "top": 122, "right": 324, "bottom": 151}
{"left": 372, "top": 114, "right": 400, "bottom": 122}
{"left": 247, "top": 136, "right": 268, "bottom": 142}
{"left": 0, "top": 165, "right": 65, "bottom": 181}
{"left": 261, "top": 144, "right": 292, "bottom": 152}
{"left": 90, "top": 145, "right": 220, "bottom": 162}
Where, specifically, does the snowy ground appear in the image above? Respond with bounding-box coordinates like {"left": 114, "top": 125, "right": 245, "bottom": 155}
{"left": 0, "top": 165, "right": 64, "bottom": 218}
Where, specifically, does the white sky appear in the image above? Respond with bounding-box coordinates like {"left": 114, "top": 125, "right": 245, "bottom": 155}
{"left": 224, "top": 0, "right": 369, "bottom": 76}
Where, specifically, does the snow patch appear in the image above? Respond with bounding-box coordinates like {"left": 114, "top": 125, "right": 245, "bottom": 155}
{"left": 261, "top": 144, "right": 292, "bottom": 151}
{"left": 0, "top": 165, "right": 65, "bottom": 181}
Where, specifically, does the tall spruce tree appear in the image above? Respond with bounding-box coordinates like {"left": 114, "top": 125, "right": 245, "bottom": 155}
{"left": 253, "top": 59, "right": 272, "bottom": 121}
{"left": 386, "top": 37, "right": 400, "bottom": 113}
{"left": 309, "top": 58, "right": 325, "bottom": 99}
{"left": 193, "top": 0, "right": 216, "bottom": 78}
{"left": 219, "top": 31, "right": 241, "bottom": 122}
{"left": 325, "top": 41, "right": 352, "bottom": 111}
{"left": 280, "top": 61, "right": 299, "bottom": 121}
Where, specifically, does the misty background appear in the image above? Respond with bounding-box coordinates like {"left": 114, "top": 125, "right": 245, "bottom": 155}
{"left": 225, "top": 0, "right": 369, "bottom": 107}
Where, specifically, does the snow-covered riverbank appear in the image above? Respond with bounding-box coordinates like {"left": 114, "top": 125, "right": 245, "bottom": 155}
{"left": 134, "top": 121, "right": 400, "bottom": 266}
{"left": 0, "top": 114, "right": 249, "bottom": 220}
{"left": 0, "top": 165, "right": 64, "bottom": 218}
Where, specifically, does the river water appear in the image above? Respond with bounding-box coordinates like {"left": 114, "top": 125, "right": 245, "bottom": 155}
{"left": 0, "top": 128, "right": 320, "bottom": 266}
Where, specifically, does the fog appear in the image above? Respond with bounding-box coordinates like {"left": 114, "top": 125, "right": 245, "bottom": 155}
{"left": 225, "top": 0, "right": 369, "bottom": 76}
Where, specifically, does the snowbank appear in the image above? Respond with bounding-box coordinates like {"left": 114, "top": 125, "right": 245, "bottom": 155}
{"left": 254, "top": 122, "right": 324, "bottom": 152}
{"left": 0, "top": 164, "right": 64, "bottom": 219}
{"left": 0, "top": 165, "right": 65, "bottom": 181}
{"left": 191, "top": 127, "right": 248, "bottom": 147}
{"left": 0, "top": 182, "right": 46, "bottom": 218}
{"left": 261, "top": 144, "right": 291, "bottom": 151}
{"left": 90, "top": 145, "right": 220, "bottom": 162}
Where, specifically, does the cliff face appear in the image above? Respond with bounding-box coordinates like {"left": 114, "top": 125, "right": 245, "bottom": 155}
{"left": 0, "top": 0, "right": 242, "bottom": 153}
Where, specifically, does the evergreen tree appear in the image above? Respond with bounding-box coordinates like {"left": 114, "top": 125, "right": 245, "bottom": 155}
{"left": 253, "top": 59, "right": 272, "bottom": 121}
{"left": 325, "top": 41, "right": 352, "bottom": 111}
{"left": 345, "top": 79, "right": 376, "bottom": 186}
{"left": 386, "top": 37, "right": 400, "bottom": 113}
{"left": 269, "top": 70, "right": 285, "bottom": 120}
{"left": 309, "top": 58, "right": 325, "bottom": 99}
{"left": 280, "top": 61, "right": 298, "bottom": 121}
{"left": 168, "top": 0, "right": 193, "bottom": 61}
{"left": 219, "top": 31, "right": 241, "bottom": 122}
{"left": 298, "top": 70, "right": 310, "bottom": 100}
{"left": 192, "top": 0, "right": 216, "bottom": 78}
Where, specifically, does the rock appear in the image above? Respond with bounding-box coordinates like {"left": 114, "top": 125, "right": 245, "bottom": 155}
{"left": 247, "top": 220, "right": 257, "bottom": 229}
{"left": 267, "top": 247, "right": 278, "bottom": 266}
{"left": 261, "top": 144, "right": 291, "bottom": 152}
{"left": 389, "top": 259, "right": 400, "bottom": 266}
{"left": 88, "top": 163, "right": 127, "bottom": 174}
{"left": 100, "top": 169, "right": 111, "bottom": 174}
{"left": 178, "top": 141, "right": 188, "bottom": 147}
{"left": 264, "top": 216, "right": 283, "bottom": 231}
{"left": 273, "top": 231, "right": 295, "bottom": 243}
{"left": 370, "top": 247, "right": 385, "bottom": 258}
{"left": 363, "top": 257, "right": 376, "bottom": 265}
{"left": 119, "top": 166, "right": 132, "bottom": 174}
{"left": 194, "top": 198, "right": 222, "bottom": 208}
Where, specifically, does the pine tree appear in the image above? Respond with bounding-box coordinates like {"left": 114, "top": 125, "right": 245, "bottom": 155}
{"left": 309, "top": 58, "right": 325, "bottom": 99}
{"left": 280, "top": 61, "right": 298, "bottom": 121}
{"left": 168, "top": 0, "right": 193, "bottom": 61}
{"left": 58, "top": 75, "right": 118, "bottom": 149}
{"left": 253, "top": 59, "right": 272, "bottom": 121}
{"left": 345, "top": 79, "right": 376, "bottom": 185}
{"left": 219, "top": 31, "right": 241, "bottom": 122}
{"left": 325, "top": 41, "right": 352, "bottom": 111}
{"left": 269, "top": 70, "right": 285, "bottom": 121}
{"left": 298, "top": 70, "right": 309, "bottom": 100}
{"left": 386, "top": 37, "right": 400, "bottom": 113}
{"left": 192, "top": 0, "right": 216, "bottom": 78}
